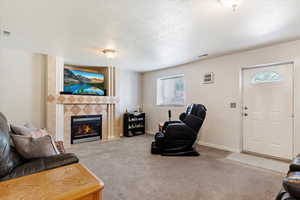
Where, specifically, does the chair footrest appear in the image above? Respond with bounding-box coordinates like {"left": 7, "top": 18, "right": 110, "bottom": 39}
{"left": 151, "top": 142, "right": 162, "bottom": 154}
{"left": 162, "top": 149, "right": 200, "bottom": 157}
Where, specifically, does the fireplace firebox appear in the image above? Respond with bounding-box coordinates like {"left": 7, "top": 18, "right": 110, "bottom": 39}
{"left": 71, "top": 115, "right": 102, "bottom": 144}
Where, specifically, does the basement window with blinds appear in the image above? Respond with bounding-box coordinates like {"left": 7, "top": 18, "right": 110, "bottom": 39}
{"left": 157, "top": 74, "right": 185, "bottom": 106}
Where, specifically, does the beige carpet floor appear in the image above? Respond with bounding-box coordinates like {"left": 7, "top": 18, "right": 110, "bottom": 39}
{"left": 69, "top": 135, "right": 283, "bottom": 200}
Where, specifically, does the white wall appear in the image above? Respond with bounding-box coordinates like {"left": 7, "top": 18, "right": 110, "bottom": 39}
{"left": 142, "top": 40, "right": 300, "bottom": 155}
{"left": 118, "top": 69, "right": 142, "bottom": 112}
{"left": 0, "top": 48, "right": 47, "bottom": 128}
{"left": 116, "top": 69, "right": 142, "bottom": 135}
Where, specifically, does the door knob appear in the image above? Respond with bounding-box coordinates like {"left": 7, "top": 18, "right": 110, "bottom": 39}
{"left": 244, "top": 113, "right": 248, "bottom": 116}
{"left": 244, "top": 106, "right": 248, "bottom": 110}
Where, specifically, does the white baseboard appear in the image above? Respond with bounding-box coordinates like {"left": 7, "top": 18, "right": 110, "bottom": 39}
{"left": 145, "top": 130, "right": 156, "bottom": 135}
{"left": 198, "top": 141, "right": 240, "bottom": 153}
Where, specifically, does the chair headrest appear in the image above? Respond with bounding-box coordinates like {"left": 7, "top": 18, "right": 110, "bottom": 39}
{"left": 186, "top": 104, "right": 207, "bottom": 120}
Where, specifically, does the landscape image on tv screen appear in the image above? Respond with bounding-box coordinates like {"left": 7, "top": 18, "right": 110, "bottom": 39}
{"left": 64, "top": 68, "right": 105, "bottom": 95}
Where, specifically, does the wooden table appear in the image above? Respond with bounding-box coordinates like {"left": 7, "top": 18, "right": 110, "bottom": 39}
{"left": 0, "top": 163, "right": 104, "bottom": 200}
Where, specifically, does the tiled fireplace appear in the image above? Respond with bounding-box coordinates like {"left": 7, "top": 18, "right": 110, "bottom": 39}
{"left": 62, "top": 100, "right": 110, "bottom": 147}
{"left": 71, "top": 115, "right": 102, "bottom": 144}
{"left": 46, "top": 56, "right": 120, "bottom": 147}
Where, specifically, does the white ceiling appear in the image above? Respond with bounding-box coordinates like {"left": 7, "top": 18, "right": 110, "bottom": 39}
{"left": 0, "top": 0, "right": 300, "bottom": 71}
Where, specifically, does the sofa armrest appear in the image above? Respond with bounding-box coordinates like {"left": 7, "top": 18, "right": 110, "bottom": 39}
{"left": 290, "top": 155, "right": 300, "bottom": 172}
{"left": 43, "top": 153, "right": 79, "bottom": 169}
{"left": 0, "top": 153, "right": 79, "bottom": 181}
{"left": 283, "top": 172, "right": 300, "bottom": 199}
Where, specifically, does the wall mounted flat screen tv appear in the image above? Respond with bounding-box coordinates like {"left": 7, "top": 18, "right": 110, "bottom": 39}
{"left": 64, "top": 67, "right": 105, "bottom": 96}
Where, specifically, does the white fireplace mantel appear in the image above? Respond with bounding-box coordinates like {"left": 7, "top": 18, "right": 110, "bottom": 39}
{"left": 47, "top": 94, "right": 119, "bottom": 105}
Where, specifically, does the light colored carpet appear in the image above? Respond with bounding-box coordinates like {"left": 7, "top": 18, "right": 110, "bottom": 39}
{"left": 226, "top": 152, "right": 289, "bottom": 174}
{"left": 69, "top": 135, "right": 283, "bottom": 200}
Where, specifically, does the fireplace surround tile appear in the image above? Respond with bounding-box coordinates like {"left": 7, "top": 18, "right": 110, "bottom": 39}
{"left": 71, "top": 105, "right": 81, "bottom": 115}
{"left": 47, "top": 95, "right": 55, "bottom": 103}
{"left": 83, "top": 105, "right": 93, "bottom": 115}
{"left": 86, "top": 97, "right": 93, "bottom": 103}
{"left": 77, "top": 96, "right": 84, "bottom": 103}
{"left": 57, "top": 95, "right": 66, "bottom": 103}
{"left": 95, "top": 105, "right": 103, "bottom": 114}
{"left": 67, "top": 96, "right": 76, "bottom": 103}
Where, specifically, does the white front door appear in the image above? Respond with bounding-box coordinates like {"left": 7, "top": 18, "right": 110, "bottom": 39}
{"left": 242, "top": 63, "right": 294, "bottom": 159}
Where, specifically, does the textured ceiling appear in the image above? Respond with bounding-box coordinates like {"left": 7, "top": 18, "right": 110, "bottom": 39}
{"left": 0, "top": 0, "right": 300, "bottom": 71}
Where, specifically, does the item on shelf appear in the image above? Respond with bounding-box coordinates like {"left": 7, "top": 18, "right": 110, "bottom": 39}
{"left": 138, "top": 105, "right": 143, "bottom": 112}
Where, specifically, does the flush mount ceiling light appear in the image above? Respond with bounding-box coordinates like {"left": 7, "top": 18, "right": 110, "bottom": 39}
{"left": 198, "top": 54, "right": 208, "bottom": 58}
{"left": 219, "top": 0, "right": 241, "bottom": 11}
{"left": 102, "top": 49, "right": 116, "bottom": 59}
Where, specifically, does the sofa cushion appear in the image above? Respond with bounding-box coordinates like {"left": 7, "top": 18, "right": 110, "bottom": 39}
{"left": 11, "top": 134, "right": 60, "bottom": 159}
{"left": 0, "top": 153, "right": 79, "bottom": 181}
{"left": 10, "top": 124, "right": 37, "bottom": 136}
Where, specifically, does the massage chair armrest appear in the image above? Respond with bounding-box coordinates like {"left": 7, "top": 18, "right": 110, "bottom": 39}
{"left": 290, "top": 155, "right": 300, "bottom": 172}
{"left": 179, "top": 113, "right": 186, "bottom": 122}
{"left": 282, "top": 172, "right": 300, "bottom": 199}
{"left": 162, "top": 121, "right": 182, "bottom": 131}
{"left": 165, "top": 123, "right": 196, "bottom": 140}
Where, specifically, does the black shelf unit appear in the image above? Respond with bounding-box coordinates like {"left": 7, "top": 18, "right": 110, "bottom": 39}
{"left": 123, "top": 112, "right": 145, "bottom": 137}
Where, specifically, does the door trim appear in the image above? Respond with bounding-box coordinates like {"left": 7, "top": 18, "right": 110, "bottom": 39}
{"left": 240, "top": 61, "right": 295, "bottom": 158}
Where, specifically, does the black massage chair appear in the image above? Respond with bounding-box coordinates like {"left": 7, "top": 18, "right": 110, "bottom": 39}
{"left": 151, "top": 104, "right": 207, "bottom": 156}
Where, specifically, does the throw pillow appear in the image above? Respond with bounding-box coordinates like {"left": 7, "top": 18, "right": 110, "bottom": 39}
{"left": 10, "top": 124, "right": 35, "bottom": 136}
{"left": 11, "top": 134, "right": 60, "bottom": 159}
{"left": 11, "top": 124, "right": 48, "bottom": 138}
{"left": 24, "top": 123, "right": 38, "bottom": 131}
{"left": 55, "top": 141, "right": 66, "bottom": 153}
{"left": 29, "top": 129, "right": 48, "bottom": 138}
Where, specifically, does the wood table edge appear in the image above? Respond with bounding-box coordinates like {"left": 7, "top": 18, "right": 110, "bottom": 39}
{"left": 0, "top": 163, "right": 104, "bottom": 200}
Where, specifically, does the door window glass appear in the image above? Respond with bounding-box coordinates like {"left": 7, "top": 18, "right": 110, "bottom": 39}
{"left": 251, "top": 71, "right": 282, "bottom": 84}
